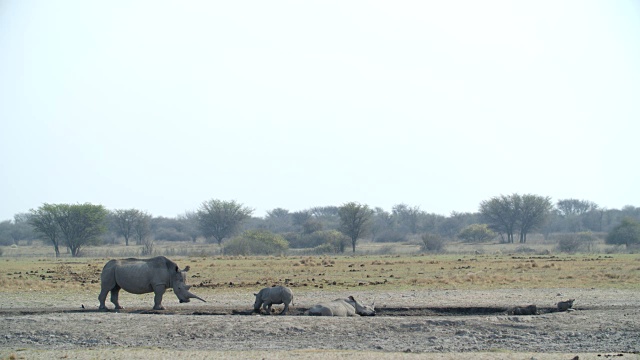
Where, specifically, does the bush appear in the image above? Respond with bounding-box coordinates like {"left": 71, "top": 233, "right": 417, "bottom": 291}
{"left": 606, "top": 218, "right": 640, "bottom": 249}
{"left": 457, "top": 224, "right": 496, "bottom": 243}
{"left": 223, "top": 230, "right": 288, "bottom": 256}
{"left": 421, "top": 233, "right": 445, "bottom": 253}
{"left": 556, "top": 232, "right": 597, "bottom": 253}
{"left": 286, "top": 230, "right": 348, "bottom": 251}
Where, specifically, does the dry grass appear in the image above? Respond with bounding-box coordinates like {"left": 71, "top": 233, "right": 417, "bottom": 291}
{"left": 1, "top": 251, "right": 639, "bottom": 295}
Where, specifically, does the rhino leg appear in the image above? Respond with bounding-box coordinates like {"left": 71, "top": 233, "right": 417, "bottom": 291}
{"left": 98, "top": 288, "right": 109, "bottom": 310}
{"left": 279, "top": 303, "right": 289, "bottom": 315}
{"left": 262, "top": 302, "right": 272, "bottom": 315}
{"left": 110, "top": 285, "right": 124, "bottom": 309}
{"left": 153, "top": 285, "right": 167, "bottom": 310}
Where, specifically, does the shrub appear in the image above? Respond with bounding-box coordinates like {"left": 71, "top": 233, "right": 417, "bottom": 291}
{"left": 457, "top": 224, "right": 496, "bottom": 243}
{"left": 556, "top": 232, "right": 597, "bottom": 253}
{"left": 223, "top": 230, "right": 288, "bottom": 256}
{"left": 286, "top": 230, "right": 348, "bottom": 251}
{"left": 606, "top": 218, "right": 640, "bottom": 249}
{"left": 421, "top": 233, "right": 445, "bottom": 253}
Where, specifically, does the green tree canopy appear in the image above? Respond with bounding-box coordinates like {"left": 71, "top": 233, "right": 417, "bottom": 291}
{"left": 457, "top": 224, "right": 496, "bottom": 243}
{"left": 606, "top": 218, "right": 640, "bottom": 248}
{"left": 29, "top": 204, "right": 63, "bottom": 257}
{"left": 197, "top": 199, "right": 253, "bottom": 245}
{"left": 31, "top": 203, "right": 107, "bottom": 257}
{"left": 223, "top": 229, "right": 288, "bottom": 256}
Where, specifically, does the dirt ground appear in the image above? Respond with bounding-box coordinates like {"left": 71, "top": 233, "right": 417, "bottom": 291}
{"left": 1, "top": 288, "right": 639, "bottom": 359}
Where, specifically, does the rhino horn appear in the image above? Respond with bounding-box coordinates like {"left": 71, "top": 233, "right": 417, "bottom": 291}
{"left": 187, "top": 289, "right": 206, "bottom": 302}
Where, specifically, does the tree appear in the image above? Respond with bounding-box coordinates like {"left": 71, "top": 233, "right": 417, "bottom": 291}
{"left": 606, "top": 218, "right": 640, "bottom": 249}
{"left": 392, "top": 204, "right": 422, "bottom": 234}
{"left": 480, "top": 193, "right": 551, "bottom": 243}
{"left": 176, "top": 211, "right": 201, "bottom": 242}
{"left": 457, "top": 224, "right": 496, "bottom": 243}
{"left": 518, "top": 194, "right": 553, "bottom": 243}
{"left": 133, "top": 211, "right": 152, "bottom": 247}
{"left": 264, "top": 208, "right": 292, "bottom": 233}
{"left": 197, "top": 199, "right": 253, "bottom": 245}
{"left": 29, "top": 204, "right": 63, "bottom": 257}
{"left": 338, "top": 202, "right": 372, "bottom": 253}
{"left": 556, "top": 199, "right": 599, "bottom": 217}
{"left": 111, "top": 209, "right": 142, "bottom": 246}
{"left": 479, "top": 195, "right": 519, "bottom": 243}
{"left": 51, "top": 203, "right": 108, "bottom": 257}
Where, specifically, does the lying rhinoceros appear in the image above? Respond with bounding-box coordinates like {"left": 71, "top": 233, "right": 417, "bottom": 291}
{"left": 98, "top": 256, "right": 206, "bottom": 310}
{"left": 307, "top": 296, "right": 375, "bottom": 316}
{"left": 509, "top": 304, "right": 538, "bottom": 315}
{"left": 253, "top": 286, "right": 294, "bottom": 315}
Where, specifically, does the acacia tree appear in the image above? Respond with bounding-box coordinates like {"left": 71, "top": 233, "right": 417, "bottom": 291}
{"left": 29, "top": 204, "right": 62, "bottom": 257}
{"left": 338, "top": 202, "right": 373, "bottom": 253}
{"left": 58, "top": 203, "right": 108, "bottom": 257}
{"left": 518, "top": 194, "right": 553, "bottom": 243}
{"left": 392, "top": 203, "right": 422, "bottom": 235}
{"left": 176, "top": 211, "right": 201, "bottom": 242}
{"left": 479, "top": 195, "right": 520, "bottom": 243}
{"left": 480, "top": 194, "right": 552, "bottom": 243}
{"left": 133, "top": 211, "right": 152, "bottom": 246}
{"left": 35, "top": 203, "right": 108, "bottom": 257}
{"left": 556, "top": 199, "right": 599, "bottom": 217}
{"left": 111, "top": 209, "right": 142, "bottom": 246}
{"left": 197, "top": 199, "right": 253, "bottom": 245}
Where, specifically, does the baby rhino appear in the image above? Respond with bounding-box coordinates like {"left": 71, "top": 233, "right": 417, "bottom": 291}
{"left": 254, "top": 286, "right": 294, "bottom": 315}
{"left": 557, "top": 299, "right": 575, "bottom": 311}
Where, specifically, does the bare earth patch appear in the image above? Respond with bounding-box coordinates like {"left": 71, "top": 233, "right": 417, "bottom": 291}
{"left": 1, "top": 288, "right": 639, "bottom": 359}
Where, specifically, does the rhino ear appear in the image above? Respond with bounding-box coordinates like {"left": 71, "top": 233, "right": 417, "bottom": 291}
{"left": 348, "top": 296, "right": 355, "bottom": 301}
{"left": 183, "top": 266, "right": 191, "bottom": 272}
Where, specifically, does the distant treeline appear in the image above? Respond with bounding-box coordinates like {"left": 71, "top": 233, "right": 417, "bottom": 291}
{"left": 1, "top": 197, "right": 639, "bottom": 251}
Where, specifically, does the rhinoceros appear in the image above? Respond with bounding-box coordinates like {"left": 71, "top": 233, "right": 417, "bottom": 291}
{"left": 557, "top": 299, "right": 575, "bottom": 311}
{"left": 253, "top": 286, "right": 294, "bottom": 315}
{"left": 98, "top": 256, "right": 206, "bottom": 310}
{"left": 307, "top": 296, "right": 375, "bottom": 316}
{"left": 510, "top": 304, "right": 538, "bottom": 315}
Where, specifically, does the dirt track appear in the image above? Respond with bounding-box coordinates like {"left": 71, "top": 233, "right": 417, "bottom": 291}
{"left": 1, "top": 288, "right": 639, "bottom": 359}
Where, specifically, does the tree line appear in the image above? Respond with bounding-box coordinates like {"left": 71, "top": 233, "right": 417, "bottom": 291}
{"left": 1, "top": 194, "right": 639, "bottom": 257}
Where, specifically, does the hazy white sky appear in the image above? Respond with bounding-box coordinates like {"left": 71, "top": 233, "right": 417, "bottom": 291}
{"left": 1, "top": 1, "right": 639, "bottom": 221}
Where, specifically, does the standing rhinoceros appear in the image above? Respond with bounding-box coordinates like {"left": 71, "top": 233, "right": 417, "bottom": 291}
{"left": 253, "top": 285, "right": 294, "bottom": 315}
{"left": 307, "top": 296, "right": 375, "bottom": 316}
{"left": 98, "top": 256, "right": 206, "bottom": 310}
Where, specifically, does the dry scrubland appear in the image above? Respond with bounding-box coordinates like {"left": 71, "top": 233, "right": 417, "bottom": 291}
{"left": 1, "top": 243, "right": 640, "bottom": 359}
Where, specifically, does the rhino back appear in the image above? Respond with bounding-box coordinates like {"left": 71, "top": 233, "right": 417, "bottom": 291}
{"left": 112, "top": 257, "right": 171, "bottom": 294}
{"left": 309, "top": 299, "right": 355, "bottom": 316}
{"left": 257, "top": 286, "right": 292, "bottom": 303}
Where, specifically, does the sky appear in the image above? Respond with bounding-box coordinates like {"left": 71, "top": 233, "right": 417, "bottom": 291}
{"left": 1, "top": 1, "right": 639, "bottom": 221}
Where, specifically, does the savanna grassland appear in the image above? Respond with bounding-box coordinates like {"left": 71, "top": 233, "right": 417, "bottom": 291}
{"left": 1, "top": 246, "right": 640, "bottom": 359}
